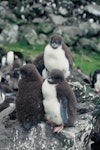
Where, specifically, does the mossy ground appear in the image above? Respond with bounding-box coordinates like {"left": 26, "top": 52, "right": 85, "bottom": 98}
{"left": 3, "top": 42, "right": 100, "bottom": 75}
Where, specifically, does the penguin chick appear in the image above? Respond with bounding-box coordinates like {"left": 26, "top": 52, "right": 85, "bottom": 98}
{"left": 42, "top": 69, "right": 77, "bottom": 133}
{"left": 91, "top": 132, "right": 100, "bottom": 150}
{"left": 0, "top": 84, "right": 5, "bottom": 105}
{"left": 90, "top": 69, "right": 100, "bottom": 93}
{"left": 42, "top": 34, "right": 74, "bottom": 79}
{"left": 33, "top": 52, "right": 44, "bottom": 76}
{"left": 0, "top": 83, "right": 15, "bottom": 112}
{"left": 16, "top": 64, "right": 44, "bottom": 131}
{"left": 33, "top": 35, "right": 73, "bottom": 78}
{"left": 6, "top": 51, "right": 14, "bottom": 66}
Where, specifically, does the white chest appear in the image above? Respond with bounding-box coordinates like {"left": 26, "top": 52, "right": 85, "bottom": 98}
{"left": 44, "top": 45, "right": 69, "bottom": 74}
{"left": 95, "top": 74, "right": 100, "bottom": 92}
{"left": 42, "top": 79, "right": 56, "bottom": 99}
{"left": 42, "top": 79, "right": 62, "bottom": 125}
{"left": 6, "top": 51, "right": 14, "bottom": 65}
{"left": 0, "top": 93, "right": 5, "bottom": 104}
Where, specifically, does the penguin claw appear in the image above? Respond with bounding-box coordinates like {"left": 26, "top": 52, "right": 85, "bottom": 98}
{"left": 53, "top": 124, "right": 64, "bottom": 133}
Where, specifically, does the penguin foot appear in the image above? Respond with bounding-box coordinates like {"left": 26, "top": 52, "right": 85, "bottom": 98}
{"left": 23, "top": 121, "right": 33, "bottom": 131}
{"left": 53, "top": 124, "right": 64, "bottom": 133}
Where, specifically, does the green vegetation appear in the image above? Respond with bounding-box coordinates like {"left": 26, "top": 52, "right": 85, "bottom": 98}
{"left": 3, "top": 42, "right": 46, "bottom": 58}
{"left": 73, "top": 49, "right": 100, "bottom": 74}
{"left": 3, "top": 43, "right": 100, "bottom": 75}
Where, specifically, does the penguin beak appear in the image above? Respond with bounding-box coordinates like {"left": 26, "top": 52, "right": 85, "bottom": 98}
{"left": 51, "top": 42, "right": 58, "bottom": 49}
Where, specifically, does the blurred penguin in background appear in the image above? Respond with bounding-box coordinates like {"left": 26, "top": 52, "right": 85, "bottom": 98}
{"left": 90, "top": 69, "right": 100, "bottom": 93}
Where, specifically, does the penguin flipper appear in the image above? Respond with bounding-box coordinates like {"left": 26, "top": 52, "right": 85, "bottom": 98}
{"left": 60, "top": 97, "right": 68, "bottom": 125}
{"left": 53, "top": 98, "right": 68, "bottom": 133}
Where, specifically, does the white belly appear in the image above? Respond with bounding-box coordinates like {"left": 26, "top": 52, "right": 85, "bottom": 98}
{"left": 42, "top": 79, "right": 62, "bottom": 125}
{"left": 94, "top": 74, "right": 100, "bottom": 92}
{"left": 6, "top": 51, "right": 14, "bottom": 65}
{"left": 44, "top": 45, "right": 70, "bottom": 77}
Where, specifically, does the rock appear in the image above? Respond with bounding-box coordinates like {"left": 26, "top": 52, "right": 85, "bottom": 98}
{"left": 0, "top": 23, "right": 18, "bottom": 45}
{"left": 0, "top": 1, "right": 17, "bottom": 23}
{"left": 31, "top": 4, "right": 45, "bottom": 17}
{"left": 84, "top": 4, "right": 100, "bottom": 17}
{"left": 21, "top": 26, "right": 37, "bottom": 46}
{"left": 48, "top": 14, "right": 67, "bottom": 25}
{"left": 36, "top": 34, "right": 47, "bottom": 45}
{"left": 78, "top": 38, "right": 100, "bottom": 52}
{"left": 32, "top": 18, "right": 45, "bottom": 24}
{"left": 79, "top": 22, "right": 100, "bottom": 36}
{"left": 37, "top": 22, "right": 54, "bottom": 34}
{"left": 58, "top": 6, "right": 68, "bottom": 16}
{"left": 0, "top": 117, "right": 93, "bottom": 150}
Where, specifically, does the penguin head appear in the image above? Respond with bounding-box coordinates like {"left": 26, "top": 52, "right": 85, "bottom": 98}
{"left": 13, "top": 68, "right": 20, "bottom": 79}
{"left": 19, "top": 64, "right": 41, "bottom": 81}
{"left": 20, "top": 65, "right": 31, "bottom": 79}
{"left": 47, "top": 69, "right": 65, "bottom": 84}
{"left": 50, "top": 35, "right": 62, "bottom": 49}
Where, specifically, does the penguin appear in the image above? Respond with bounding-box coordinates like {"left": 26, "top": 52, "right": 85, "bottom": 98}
{"left": 16, "top": 64, "right": 44, "bottom": 131}
{"left": 90, "top": 69, "right": 100, "bottom": 93}
{"left": 33, "top": 35, "right": 73, "bottom": 78}
{"left": 91, "top": 132, "right": 100, "bottom": 150}
{"left": 42, "top": 69, "right": 77, "bottom": 133}
{"left": 6, "top": 51, "right": 14, "bottom": 66}
{"left": 0, "top": 47, "right": 7, "bottom": 67}
{"left": 0, "top": 83, "right": 5, "bottom": 106}
{"left": 1, "top": 50, "right": 24, "bottom": 68}
{"left": 33, "top": 52, "right": 44, "bottom": 76}
{"left": 0, "top": 83, "right": 15, "bottom": 112}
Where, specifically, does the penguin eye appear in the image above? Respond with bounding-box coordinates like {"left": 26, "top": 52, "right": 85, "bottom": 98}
{"left": 20, "top": 70, "right": 28, "bottom": 78}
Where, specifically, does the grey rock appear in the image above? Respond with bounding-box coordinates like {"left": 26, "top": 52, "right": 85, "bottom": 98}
{"left": 79, "top": 38, "right": 100, "bottom": 52}
{"left": 85, "top": 4, "right": 100, "bottom": 17}
{"left": 0, "top": 115, "right": 93, "bottom": 150}
{"left": 36, "top": 34, "right": 47, "bottom": 45}
{"left": 0, "top": 23, "right": 19, "bottom": 45}
{"left": 37, "top": 22, "right": 54, "bottom": 34}
{"left": 58, "top": 6, "right": 68, "bottom": 16}
{"left": 48, "top": 14, "right": 67, "bottom": 25}
{"left": 79, "top": 22, "right": 100, "bottom": 36}
{"left": 21, "top": 26, "right": 37, "bottom": 46}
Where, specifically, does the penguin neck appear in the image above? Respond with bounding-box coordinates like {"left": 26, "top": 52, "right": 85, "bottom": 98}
{"left": 46, "top": 44, "right": 62, "bottom": 53}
